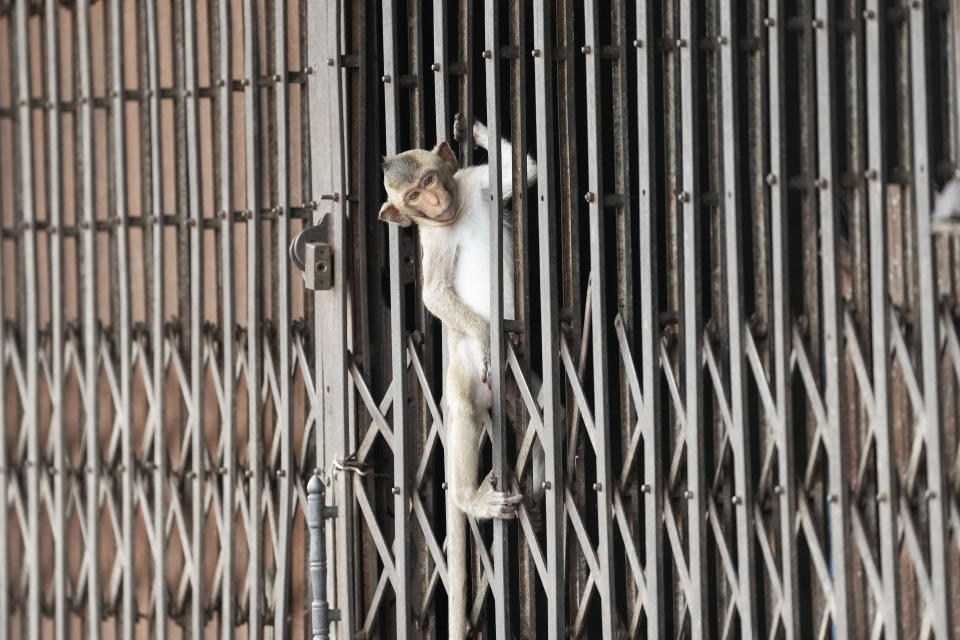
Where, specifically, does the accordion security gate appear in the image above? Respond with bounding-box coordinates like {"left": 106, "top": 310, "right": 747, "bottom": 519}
{"left": 1, "top": 1, "right": 959, "bottom": 639}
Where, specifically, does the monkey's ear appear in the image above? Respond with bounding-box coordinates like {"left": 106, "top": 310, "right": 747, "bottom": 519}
{"left": 432, "top": 140, "right": 458, "bottom": 173}
{"left": 381, "top": 156, "right": 393, "bottom": 175}
{"left": 378, "top": 202, "right": 411, "bottom": 227}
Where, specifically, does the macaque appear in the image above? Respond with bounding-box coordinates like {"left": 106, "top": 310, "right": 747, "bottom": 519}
{"left": 378, "top": 114, "right": 536, "bottom": 639}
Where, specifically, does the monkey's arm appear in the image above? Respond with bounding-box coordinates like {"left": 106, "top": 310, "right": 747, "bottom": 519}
{"left": 471, "top": 121, "right": 537, "bottom": 200}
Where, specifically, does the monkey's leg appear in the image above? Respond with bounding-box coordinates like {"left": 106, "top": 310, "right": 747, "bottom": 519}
{"left": 445, "top": 349, "right": 523, "bottom": 520}
{"left": 447, "top": 493, "right": 469, "bottom": 639}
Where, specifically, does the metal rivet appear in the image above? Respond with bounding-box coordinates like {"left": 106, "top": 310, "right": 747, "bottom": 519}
{"left": 924, "top": 489, "right": 937, "bottom": 501}
{"left": 863, "top": 9, "right": 876, "bottom": 19}
{"left": 812, "top": 19, "right": 824, "bottom": 29}
{"left": 592, "top": 482, "right": 602, "bottom": 492}
{"left": 19, "top": 98, "right": 28, "bottom": 107}
{"left": 441, "top": 482, "right": 448, "bottom": 490}
{"left": 530, "top": 49, "right": 541, "bottom": 57}
{"left": 382, "top": 74, "right": 391, "bottom": 83}
{"left": 326, "top": 59, "right": 335, "bottom": 68}
{"left": 828, "top": 493, "right": 838, "bottom": 503}
{"left": 481, "top": 49, "right": 492, "bottom": 59}
{"left": 677, "top": 191, "right": 690, "bottom": 203}
{"left": 676, "top": 39, "right": 687, "bottom": 48}
{"left": 731, "top": 495, "right": 742, "bottom": 505}
{"left": 392, "top": 486, "right": 401, "bottom": 495}
{"left": 80, "top": 96, "right": 88, "bottom": 104}
{"left": 431, "top": 62, "right": 441, "bottom": 71}
{"left": 187, "top": 218, "right": 196, "bottom": 227}
{"left": 45, "top": 101, "right": 54, "bottom": 110}
{"left": 682, "top": 490, "right": 694, "bottom": 500}
{"left": 110, "top": 90, "right": 119, "bottom": 98}
{"left": 48, "top": 225, "right": 58, "bottom": 234}
{"left": 243, "top": 78, "right": 251, "bottom": 86}
{"left": 763, "top": 17, "right": 776, "bottom": 27}
{"left": 581, "top": 45, "right": 592, "bottom": 54}
{"left": 584, "top": 192, "right": 595, "bottom": 203}
{"left": 144, "top": 89, "right": 153, "bottom": 98}
{"left": 632, "top": 39, "right": 643, "bottom": 48}
{"left": 245, "top": 470, "right": 254, "bottom": 479}
{"left": 765, "top": 173, "right": 778, "bottom": 186}
{"left": 541, "top": 481, "right": 552, "bottom": 490}
{"left": 815, "top": 177, "right": 829, "bottom": 190}
{"left": 875, "top": 491, "right": 887, "bottom": 502}
{"left": 184, "top": 89, "right": 192, "bottom": 98}
{"left": 864, "top": 168, "right": 878, "bottom": 180}
{"left": 639, "top": 483, "right": 651, "bottom": 493}
{"left": 218, "top": 210, "right": 228, "bottom": 220}
{"left": 911, "top": 0, "right": 920, "bottom": 8}
{"left": 277, "top": 469, "right": 286, "bottom": 477}
{"left": 273, "top": 74, "right": 282, "bottom": 82}
{"left": 217, "top": 78, "right": 226, "bottom": 87}
{"left": 717, "top": 35, "right": 728, "bottom": 45}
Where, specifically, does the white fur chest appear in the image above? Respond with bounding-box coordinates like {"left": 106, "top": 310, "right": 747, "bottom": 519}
{"left": 424, "top": 196, "right": 515, "bottom": 321}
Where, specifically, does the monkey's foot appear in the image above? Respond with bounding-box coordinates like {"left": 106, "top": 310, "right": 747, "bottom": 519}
{"left": 453, "top": 112, "right": 465, "bottom": 142}
{"left": 471, "top": 472, "right": 523, "bottom": 519}
{"left": 472, "top": 121, "right": 490, "bottom": 148}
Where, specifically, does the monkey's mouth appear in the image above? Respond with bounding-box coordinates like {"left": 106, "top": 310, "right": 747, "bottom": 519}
{"left": 432, "top": 201, "right": 459, "bottom": 224}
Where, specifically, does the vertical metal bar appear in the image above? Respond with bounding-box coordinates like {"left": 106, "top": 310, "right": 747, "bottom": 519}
{"left": 765, "top": 1, "right": 800, "bottom": 636}
{"left": 180, "top": 0, "right": 206, "bottom": 635}
{"left": 432, "top": 0, "right": 451, "bottom": 137}
{"left": 12, "top": 2, "right": 39, "bottom": 637}
{"left": 718, "top": 2, "right": 758, "bottom": 635}
{"left": 43, "top": 0, "right": 66, "bottom": 636}
{"left": 678, "top": 1, "right": 708, "bottom": 635}
{"left": 483, "top": 1, "right": 514, "bottom": 635}
{"left": 907, "top": 3, "right": 951, "bottom": 635}
{"left": 308, "top": 476, "right": 332, "bottom": 640}
{"left": 635, "top": 2, "right": 663, "bottom": 635}
{"left": 380, "top": 1, "right": 413, "bottom": 635}
{"left": 812, "top": 5, "right": 853, "bottom": 636}
{"left": 242, "top": 0, "right": 263, "bottom": 633}
{"left": 142, "top": 0, "right": 166, "bottom": 635}
{"left": 272, "top": 0, "right": 294, "bottom": 632}
{"left": 582, "top": 0, "right": 617, "bottom": 634}
{"left": 215, "top": 0, "right": 235, "bottom": 633}
{"left": 106, "top": 0, "right": 135, "bottom": 634}
{"left": 532, "top": 3, "right": 565, "bottom": 637}
{"left": 0, "top": 92, "right": 6, "bottom": 640}
{"left": 76, "top": 0, "right": 101, "bottom": 634}
{"left": 864, "top": 3, "right": 900, "bottom": 638}
{"left": 308, "top": 0, "right": 355, "bottom": 635}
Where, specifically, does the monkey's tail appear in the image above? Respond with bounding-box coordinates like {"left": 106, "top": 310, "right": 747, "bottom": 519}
{"left": 447, "top": 495, "right": 468, "bottom": 639}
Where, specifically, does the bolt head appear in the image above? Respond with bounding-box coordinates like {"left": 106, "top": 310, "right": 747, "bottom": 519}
{"left": 392, "top": 486, "right": 401, "bottom": 495}
{"left": 581, "top": 45, "right": 592, "bottom": 54}
{"left": 632, "top": 39, "right": 643, "bottom": 48}
{"left": 676, "top": 38, "right": 688, "bottom": 48}
{"left": 541, "top": 481, "right": 552, "bottom": 490}
{"left": 431, "top": 62, "right": 441, "bottom": 71}
{"left": 584, "top": 192, "right": 595, "bottom": 203}
{"left": 381, "top": 74, "right": 391, "bottom": 83}
{"left": 763, "top": 17, "right": 776, "bottom": 27}
{"left": 481, "top": 49, "right": 492, "bottom": 59}
{"left": 530, "top": 49, "right": 541, "bottom": 57}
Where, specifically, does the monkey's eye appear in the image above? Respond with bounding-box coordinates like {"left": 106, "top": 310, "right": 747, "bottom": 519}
{"left": 423, "top": 174, "right": 435, "bottom": 187}
{"left": 409, "top": 191, "right": 420, "bottom": 202}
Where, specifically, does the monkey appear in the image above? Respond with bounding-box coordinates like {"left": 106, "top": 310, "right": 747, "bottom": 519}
{"left": 378, "top": 114, "right": 536, "bottom": 639}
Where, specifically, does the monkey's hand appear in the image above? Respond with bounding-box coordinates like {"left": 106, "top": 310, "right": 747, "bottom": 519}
{"left": 472, "top": 472, "right": 524, "bottom": 520}
{"left": 453, "top": 112, "right": 465, "bottom": 142}
{"left": 472, "top": 121, "right": 490, "bottom": 149}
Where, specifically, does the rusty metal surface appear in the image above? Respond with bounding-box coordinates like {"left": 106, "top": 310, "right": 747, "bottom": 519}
{"left": 1, "top": 1, "right": 959, "bottom": 639}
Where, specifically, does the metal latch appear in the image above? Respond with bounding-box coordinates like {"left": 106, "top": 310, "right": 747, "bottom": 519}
{"left": 290, "top": 215, "right": 333, "bottom": 290}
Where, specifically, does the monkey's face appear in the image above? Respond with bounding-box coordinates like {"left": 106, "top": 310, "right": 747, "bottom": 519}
{"left": 379, "top": 142, "right": 460, "bottom": 227}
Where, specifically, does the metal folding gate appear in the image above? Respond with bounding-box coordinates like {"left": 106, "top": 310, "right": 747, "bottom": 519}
{"left": 1, "top": 1, "right": 959, "bottom": 639}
